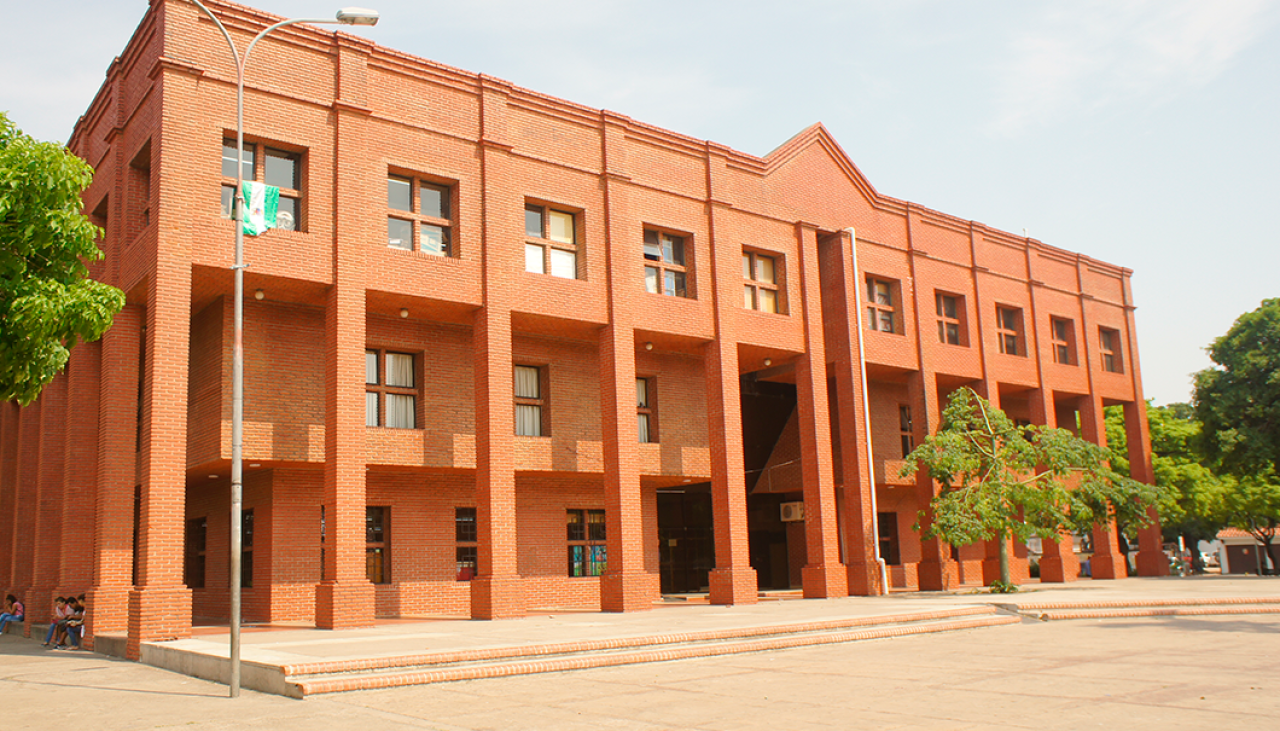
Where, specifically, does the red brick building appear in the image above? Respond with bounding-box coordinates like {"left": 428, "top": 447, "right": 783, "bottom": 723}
{"left": 1, "top": 0, "right": 1165, "bottom": 657}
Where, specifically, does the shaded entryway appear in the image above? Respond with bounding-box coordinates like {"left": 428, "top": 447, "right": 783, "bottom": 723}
{"left": 657, "top": 485, "right": 714, "bottom": 594}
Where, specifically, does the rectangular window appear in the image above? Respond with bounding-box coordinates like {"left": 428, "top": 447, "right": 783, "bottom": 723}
{"left": 184, "top": 517, "right": 207, "bottom": 590}
{"left": 742, "top": 250, "right": 782, "bottom": 313}
{"left": 1051, "top": 317, "right": 1076, "bottom": 365}
{"left": 636, "top": 377, "right": 657, "bottom": 443}
{"left": 221, "top": 139, "right": 303, "bottom": 231}
{"left": 899, "top": 405, "right": 914, "bottom": 458}
{"left": 387, "top": 174, "right": 453, "bottom": 256}
{"left": 866, "top": 277, "right": 897, "bottom": 333}
{"left": 515, "top": 365, "right": 546, "bottom": 436}
{"left": 877, "top": 512, "right": 901, "bottom": 566}
{"left": 643, "top": 228, "right": 691, "bottom": 298}
{"left": 365, "top": 349, "right": 417, "bottom": 428}
{"left": 525, "top": 203, "right": 579, "bottom": 279}
{"left": 935, "top": 292, "right": 964, "bottom": 345}
{"left": 1100, "top": 328, "right": 1124, "bottom": 373}
{"left": 366, "top": 506, "right": 389, "bottom": 584}
{"left": 996, "top": 306, "right": 1024, "bottom": 356}
{"left": 129, "top": 143, "right": 152, "bottom": 232}
{"left": 241, "top": 509, "right": 254, "bottom": 589}
{"left": 567, "top": 509, "right": 607, "bottom": 577}
{"left": 455, "top": 507, "right": 478, "bottom": 581}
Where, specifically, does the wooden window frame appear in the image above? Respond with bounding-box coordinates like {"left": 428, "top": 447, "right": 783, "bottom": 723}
{"left": 996, "top": 305, "right": 1024, "bottom": 356}
{"left": 866, "top": 277, "right": 898, "bottom": 334}
{"left": 637, "top": 377, "right": 658, "bottom": 443}
{"left": 935, "top": 292, "right": 965, "bottom": 346}
{"left": 567, "top": 508, "right": 607, "bottom": 577}
{"left": 365, "top": 349, "right": 419, "bottom": 429}
{"left": 1099, "top": 327, "right": 1124, "bottom": 373}
{"left": 387, "top": 173, "right": 454, "bottom": 257}
{"left": 366, "top": 506, "right": 390, "bottom": 585}
{"left": 643, "top": 227, "right": 692, "bottom": 298}
{"left": 184, "top": 516, "right": 207, "bottom": 590}
{"left": 455, "top": 507, "right": 478, "bottom": 581}
{"left": 221, "top": 138, "right": 304, "bottom": 231}
{"left": 514, "top": 364, "right": 549, "bottom": 437}
{"left": 742, "top": 249, "right": 783, "bottom": 313}
{"left": 1051, "top": 317, "right": 1076, "bottom": 366}
{"left": 898, "top": 404, "right": 914, "bottom": 458}
{"left": 524, "top": 202, "right": 581, "bottom": 279}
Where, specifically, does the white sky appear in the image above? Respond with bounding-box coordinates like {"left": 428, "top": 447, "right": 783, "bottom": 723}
{"left": 4, "top": 0, "right": 1277, "bottom": 406}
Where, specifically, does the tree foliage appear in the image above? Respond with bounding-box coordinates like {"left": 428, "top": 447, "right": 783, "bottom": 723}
{"left": 0, "top": 112, "right": 123, "bottom": 405}
{"left": 1194, "top": 298, "right": 1280, "bottom": 478}
{"left": 902, "top": 388, "right": 1167, "bottom": 586}
{"left": 1217, "top": 472, "right": 1280, "bottom": 574}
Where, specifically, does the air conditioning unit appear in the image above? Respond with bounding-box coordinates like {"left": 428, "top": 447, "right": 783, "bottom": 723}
{"left": 780, "top": 501, "right": 805, "bottom": 522}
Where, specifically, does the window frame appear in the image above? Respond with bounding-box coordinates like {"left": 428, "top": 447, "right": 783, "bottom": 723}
{"left": 514, "top": 364, "right": 549, "bottom": 437}
{"left": 742, "top": 249, "right": 783, "bottom": 314}
{"left": 524, "top": 202, "right": 581, "bottom": 279}
{"left": 455, "top": 507, "right": 478, "bottom": 581}
{"left": 996, "top": 305, "right": 1025, "bottom": 356}
{"left": 1099, "top": 327, "right": 1124, "bottom": 373}
{"left": 1050, "top": 317, "right": 1076, "bottom": 366}
{"left": 387, "top": 173, "right": 454, "bottom": 257}
{"left": 221, "top": 138, "right": 304, "bottom": 232}
{"left": 877, "top": 512, "right": 901, "bottom": 566}
{"left": 866, "top": 277, "right": 898, "bottom": 334}
{"left": 643, "top": 227, "right": 692, "bottom": 298}
{"left": 935, "top": 292, "right": 965, "bottom": 346}
{"left": 898, "top": 404, "right": 914, "bottom": 458}
{"left": 567, "top": 508, "right": 607, "bottom": 577}
{"left": 365, "top": 348, "right": 419, "bottom": 429}
{"left": 636, "top": 377, "right": 657, "bottom": 443}
{"left": 184, "top": 516, "right": 207, "bottom": 590}
{"left": 366, "top": 506, "right": 390, "bottom": 585}
{"left": 240, "top": 508, "right": 254, "bottom": 589}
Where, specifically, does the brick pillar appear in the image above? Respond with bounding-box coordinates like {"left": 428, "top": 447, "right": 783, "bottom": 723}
{"left": 58, "top": 342, "right": 100, "bottom": 600}
{"left": 28, "top": 374, "right": 68, "bottom": 634}
{"left": 1079, "top": 393, "right": 1125, "bottom": 579}
{"left": 910, "top": 370, "right": 957, "bottom": 591}
{"left": 820, "top": 232, "right": 881, "bottom": 596}
{"left": 704, "top": 339, "right": 757, "bottom": 604}
{"left": 316, "top": 46, "right": 377, "bottom": 627}
{"left": 0, "top": 402, "right": 17, "bottom": 590}
{"left": 793, "top": 224, "right": 845, "bottom": 598}
{"left": 127, "top": 253, "right": 193, "bottom": 659}
{"left": 470, "top": 77, "right": 524, "bottom": 620}
{"left": 1125, "top": 400, "right": 1166, "bottom": 576}
{"left": 976, "top": 384, "right": 1008, "bottom": 586}
{"left": 87, "top": 305, "right": 141, "bottom": 648}
{"left": 10, "top": 401, "right": 40, "bottom": 601}
{"left": 1028, "top": 388, "right": 1077, "bottom": 583}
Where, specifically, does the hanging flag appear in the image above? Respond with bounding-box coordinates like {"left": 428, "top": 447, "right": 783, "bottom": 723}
{"left": 241, "top": 181, "right": 279, "bottom": 236}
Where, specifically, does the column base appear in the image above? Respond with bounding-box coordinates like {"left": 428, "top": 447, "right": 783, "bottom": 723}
{"left": 23, "top": 587, "right": 58, "bottom": 637}
{"left": 1135, "top": 549, "right": 1169, "bottom": 577}
{"left": 314, "top": 580, "right": 376, "bottom": 629}
{"left": 470, "top": 574, "right": 525, "bottom": 619}
{"left": 709, "top": 566, "right": 758, "bottom": 605}
{"left": 917, "top": 559, "right": 958, "bottom": 591}
{"left": 600, "top": 571, "right": 656, "bottom": 613}
{"left": 846, "top": 560, "right": 884, "bottom": 596}
{"left": 85, "top": 586, "right": 131, "bottom": 649}
{"left": 801, "top": 563, "right": 848, "bottom": 599}
{"left": 1091, "top": 550, "right": 1127, "bottom": 580}
{"left": 126, "top": 585, "right": 192, "bottom": 660}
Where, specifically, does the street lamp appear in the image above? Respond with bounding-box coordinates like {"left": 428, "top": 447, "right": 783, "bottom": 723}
{"left": 186, "top": 0, "right": 379, "bottom": 699}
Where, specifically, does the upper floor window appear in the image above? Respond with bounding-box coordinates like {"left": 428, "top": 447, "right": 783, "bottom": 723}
{"left": 866, "top": 277, "right": 898, "bottom": 333}
{"left": 743, "top": 250, "right": 782, "bottom": 313}
{"left": 643, "top": 228, "right": 690, "bottom": 298}
{"left": 996, "top": 306, "right": 1024, "bottom": 356}
{"left": 1099, "top": 327, "right": 1124, "bottom": 373}
{"left": 366, "top": 349, "right": 417, "bottom": 428}
{"left": 515, "top": 365, "right": 547, "bottom": 436}
{"left": 525, "top": 203, "right": 579, "bottom": 278}
{"left": 388, "top": 174, "right": 453, "bottom": 256}
{"left": 221, "top": 139, "right": 302, "bottom": 231}
{"left": 1051, "top": 317, "right": 1076, "bottom": 365}
{"left": 936, "top": 292, "right": 965, "bottom": 345}
{"left": 899, "top": 405, "right": 914, "bottom": 457}
{"left": 637, "top": 377, "right": 657, "bottom": 443}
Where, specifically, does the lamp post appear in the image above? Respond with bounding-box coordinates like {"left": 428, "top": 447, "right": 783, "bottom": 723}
{"left": 186, "top": 0, "right": 379, "bottom": 698}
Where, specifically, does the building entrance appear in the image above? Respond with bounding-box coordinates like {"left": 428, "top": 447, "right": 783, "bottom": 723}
{"left": 657, "top": 485, "right": 714, "bottom": 594}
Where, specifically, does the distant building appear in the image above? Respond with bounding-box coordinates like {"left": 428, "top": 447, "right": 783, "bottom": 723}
{"left": 0, "top": 0, "right": 1165, "bottom": 658}
{"left": 1217, "top": 528, "right": 1277, "bottom": 574}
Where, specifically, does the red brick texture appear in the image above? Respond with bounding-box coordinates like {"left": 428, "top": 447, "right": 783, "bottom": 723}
{"left": 0, "top": 0, "right": 1161, "bottom": 647}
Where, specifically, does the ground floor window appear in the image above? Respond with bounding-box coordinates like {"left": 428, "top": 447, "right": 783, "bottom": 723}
{"left": 367, "top": 506, "right": 389, "bottom": 584}
{"left": 185, "top": 517, "right": 206, "bottom": 589}
{"left": 456, "top": 507, "right": 477, "bottom": 581}
{"left": 877, "top": 512, "right": 900, "bottom": 566}
{"left": 567, "top": 509, "right": 607, "bottom": 576}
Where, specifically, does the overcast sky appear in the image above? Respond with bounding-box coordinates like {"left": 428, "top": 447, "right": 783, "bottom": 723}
{"left": 4, "top": 0, "right": 1277, "bottom": 406}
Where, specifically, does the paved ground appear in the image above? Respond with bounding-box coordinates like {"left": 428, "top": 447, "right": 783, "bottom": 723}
{"left": 3, "top": 576, "right": 1278, "bottom": 730}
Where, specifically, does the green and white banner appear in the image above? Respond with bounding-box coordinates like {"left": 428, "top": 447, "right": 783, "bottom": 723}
{"left": 241, "top": 181, "right": 279, "bottom": 236}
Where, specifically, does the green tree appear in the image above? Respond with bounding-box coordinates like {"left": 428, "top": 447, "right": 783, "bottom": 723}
{"left": 1106, "top": 402, "right": 1225, "bottom": 573}
{"left": 1216, "top": 473, "right": 1280, "bottom": 574}
{"left": 0, "top": 112, "right": 123, "bottom": 405}
{"left": 903, "top": 388, "right": 1166, "bottom": 588}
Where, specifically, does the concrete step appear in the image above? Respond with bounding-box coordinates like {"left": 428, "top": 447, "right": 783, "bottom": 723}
{"left": 284, "top": 606, "right": 1020, "bottom": 697}
{"left": 1011, "top": 596, "right": 1280, "bottom": 621}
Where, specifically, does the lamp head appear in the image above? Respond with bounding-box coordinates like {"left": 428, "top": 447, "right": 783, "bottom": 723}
{"left": 336, "top": 7, "right": 379, "bottom": 25}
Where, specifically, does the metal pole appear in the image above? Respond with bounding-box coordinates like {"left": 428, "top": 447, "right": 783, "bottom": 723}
{"left": 185, "top": 0, "right": 365, "bottom": 698}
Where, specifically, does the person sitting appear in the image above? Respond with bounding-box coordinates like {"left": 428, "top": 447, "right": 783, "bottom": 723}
{"left": 53, "top": 597, "right": 85, "bottom": 649}
{"left": 43, "top": 597, "right": 71, "bottom": 646}
{"left": 0, "top": 594, "right": 24, "bottom": 635}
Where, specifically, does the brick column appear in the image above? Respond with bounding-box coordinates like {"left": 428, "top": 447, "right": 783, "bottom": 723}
{"left": 1028, "top": 388, "right": 1077, "bottom": 583}
{"left": 58, "top": 342, "right": 100, "bottom": 600}
{"left": 470, "top": 77, "right": 523, "bottom": 620}
{"left": 704, "top": 339, "right": 757, "bottom": 604}
{"left": 1079, "top": 393, "right": 1125, "bottom": 579}
{"left": 1125, "top": 400, "right": 1166, "bottom": 576}
{"left": 910, "top": 370, "right": 957, "bottom": 590}
{"left": 821, "top": 232, "right": 881, "bottom": 596}
{"left": 10, "top": 400, "right": 40, "bottom": 600}
{"left": 87, "top": 305, "right": 141, "bottom": 648}
{"left": 316, "top": 40, "right": 378, "bottom": 628}
{"left": 28, "top": 374, "right": 68, "bottom": 634}
{"left": 793, "top": 224, "right": 845, "bottom": 598}
{"left": 127, "top": 253, "right": 193, "bottom": 659}
{"left": 0, "top": 402, "right": 17, "bottom": 590}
